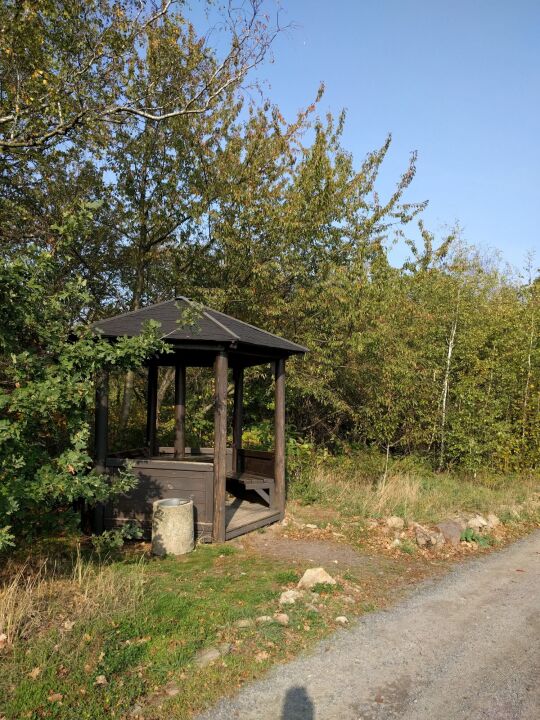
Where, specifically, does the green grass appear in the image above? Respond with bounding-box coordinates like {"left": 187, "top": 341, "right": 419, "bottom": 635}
{"left": 0, "top": 543, "right": 362, "bottom": 720}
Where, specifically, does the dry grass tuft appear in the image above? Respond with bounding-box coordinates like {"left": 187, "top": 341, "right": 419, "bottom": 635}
{"left": 293, "top": 454, "right": 540, "bottom": 524}
{"left": 0, "top": 547, "right": 146, "bottom": 648}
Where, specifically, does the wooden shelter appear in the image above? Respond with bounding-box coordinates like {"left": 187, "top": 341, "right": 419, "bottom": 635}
{"left": 92, "top": 297, "right": 307, "bottom": 542}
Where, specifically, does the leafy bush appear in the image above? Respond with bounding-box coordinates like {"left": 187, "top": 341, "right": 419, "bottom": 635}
{"left": 0, "top": 247, "right": 166, "bottom": 550}
{"left": 91, "top": 522, "right": 143, "bottom": 556}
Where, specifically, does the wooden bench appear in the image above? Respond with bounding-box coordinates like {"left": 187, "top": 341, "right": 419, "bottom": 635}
{"left": 227, "top": 471, "right": 274, "bottom": 508}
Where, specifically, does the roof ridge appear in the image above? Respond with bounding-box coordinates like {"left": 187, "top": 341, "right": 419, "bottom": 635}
{"left": 207, "top": 307, "right": 308, "bottom": 352}
{"left": 170, "top": 296, "right": 240, "bottom": 342}
{"left": 92, "top": 298, "right": 174, "bottom": 328}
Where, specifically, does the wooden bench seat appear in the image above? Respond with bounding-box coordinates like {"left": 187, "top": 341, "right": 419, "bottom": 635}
{"left": 227, "top": 471, "right": 274, "bottom": 507}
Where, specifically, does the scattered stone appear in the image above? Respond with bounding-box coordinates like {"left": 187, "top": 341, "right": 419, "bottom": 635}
{"left": 256, "top": 615, "right": 274, "bottom": 624}
{"left": 164, "top": 683, "right": 180, "bottom": 697}
{"left": 279, "top": 589, "right": 303, "bottom": 605}
{"left": 94, "top": 675, "right": 108, "bottom": 686}
{"left": 335, "top": 616, "right": 349, "bottom": 625}
{"left": 234, "top": 618, "right": 254, "bottom": 629}
{"left": 391, "top": 538, "right": 402, "bottom": 548}
{"left": 467, "top": 515, "right": 488, "bottom": 532}
{"left": 194, "top": 647, "right": 221, "bottom": 667}
{"left": 486, "top": 513, "right": 500, "bottom": 529}
{"left": 305, "top": 523, "right": 318, "bottom": 529}
{"left": 436, "top": 520, "right": 463, "bottom": 546}
{"left": 297, "top": 567, "right": 336, "bottom": 590}
{"left": 414, "top": 523, "right": 445, "bottom": 549}
{"left": 218, "top": 642, "right": 232, "bottom": 656}
{"left": 274, "top": 613, "right": 290, "bottom": 626}
{"left": 305, "top": 604, "right": 320, "bottom": 614}
{"left": 386, "top": 516, "right": 405, "bottom": 530}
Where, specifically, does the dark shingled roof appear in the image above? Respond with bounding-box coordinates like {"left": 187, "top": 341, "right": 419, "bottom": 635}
{"left": 93, "top": 297, "right": 308, "bottom": 356}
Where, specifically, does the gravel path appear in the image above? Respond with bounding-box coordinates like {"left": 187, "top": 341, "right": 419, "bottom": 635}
{"left": 199, "top": 531, "right": 540, "bottom": 720}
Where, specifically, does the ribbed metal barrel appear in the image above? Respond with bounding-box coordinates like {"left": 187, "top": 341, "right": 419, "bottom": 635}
{"left": 151, "top": 498, "right": 194, "bottom": 556}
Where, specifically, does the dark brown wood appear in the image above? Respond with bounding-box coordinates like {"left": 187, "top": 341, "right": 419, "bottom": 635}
{"left": 225, "top": 506, "right": 282, "bottom": 540}
{"left": 93, "top": 369, "right": 109, "bottom": 534}
{"left": 94, "top": 370, "right": 109, "bottom": 473}
{"left": 238, "top": 448, "right": 275, "bottom": 478}
{"left": 274, "top": 358, "right": 286, "bottom": 512}
{"left": 232, "top": 366, "right": 244, "bottom": 473}
{"left": 103, "top": 456, "right": 214, "bottom": 541}
{"left": 146, "top": 362, "right": 158, "bottom": 455}
{"left": 213, "top": 351, "right": 228, "bottom": 542}
{"left": 174, "top": 362, "right": 186, "bottom": 459}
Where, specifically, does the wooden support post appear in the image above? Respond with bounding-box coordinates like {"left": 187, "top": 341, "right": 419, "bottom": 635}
{"left": 232, "top": 366, "right": 244, "bottom": 473}
{"left": 213, "top": 351, "right": 228, "bottom": 542}
{"left": 94, "top": 369, "right": 109, "bottom": 533}
{"left": 174, "top": 361, "right": 186, "bottom": 459}
{"left": 95, "top": 369, "right": 109, "bottom": 473}
{"left": 274, "top": 358, "right": 286, "bottom": 514}
{"left": 146, "top": 362, "right": 158, "bottom": 456}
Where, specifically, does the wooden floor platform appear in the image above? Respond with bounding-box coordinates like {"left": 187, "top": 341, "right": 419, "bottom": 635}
{"left": 225, "top": 497, "right": 281, "bottom": 540}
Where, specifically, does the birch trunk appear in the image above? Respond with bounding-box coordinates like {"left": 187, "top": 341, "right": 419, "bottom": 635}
{"left": 438, "top": 313, "right": 458, "bottom": 471}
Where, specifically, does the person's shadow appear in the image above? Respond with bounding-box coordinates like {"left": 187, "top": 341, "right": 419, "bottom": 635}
{"left": 281, "top": 686, "right": 315, "bottom": 719}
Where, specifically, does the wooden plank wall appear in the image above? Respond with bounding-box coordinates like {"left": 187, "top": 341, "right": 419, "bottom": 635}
{"left": 104, "top": 457, "right": 213, "bottom": 540}
{"left": 238, "top": 449, "right": 275, "bottom": 478}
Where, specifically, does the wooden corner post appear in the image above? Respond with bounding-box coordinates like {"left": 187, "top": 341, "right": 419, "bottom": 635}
{"left": 274, "top": 358, "right": 286, "bottom": 514}
{"left": 213, "top": 351, "right": 228, "bottom": 542}
{"left": 94, "top": 369, "right": 109, "bottom": 533}
{"left": 95, "top": 369, "right": 109, "bottom": 473}
{"left": 232, "top": 366, "right": 244, "bottom": 473}
{"left": 174, "top": 361, "right": 186, "bottom": 459}
{"left": 146, "top": 362, "right": 158, "bottom": 456}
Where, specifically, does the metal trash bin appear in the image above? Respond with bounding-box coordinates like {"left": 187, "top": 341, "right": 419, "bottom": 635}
{"left": 151, "top": 498, "right": 194, "bottom": 556}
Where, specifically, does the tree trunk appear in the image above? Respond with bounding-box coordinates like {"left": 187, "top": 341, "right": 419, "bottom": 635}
{"left": 438, "top": 314, "right": 458, "bottom": 471}
{"left": 156, "top": 367, "right": 175, "bottom": 428}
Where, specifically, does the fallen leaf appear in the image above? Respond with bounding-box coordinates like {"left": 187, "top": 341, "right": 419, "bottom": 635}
{"left": 28, "top": 667, "right": 41, "bottom": 680}
{"left": 48, "top": 692, "right": 63, "bottom": 703}
{"left": 95, "top": 675, "right": 108, "bottom": 686}
{"left": 255, "top": 651, "right": 269, "bottom": 663}
{"left": 63, "top": 620, "right": 75, "bottom": 631}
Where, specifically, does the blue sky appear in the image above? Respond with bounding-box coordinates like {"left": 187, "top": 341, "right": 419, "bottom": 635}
{"left": 195, "top": 1, "right": 540, "bottom": 269}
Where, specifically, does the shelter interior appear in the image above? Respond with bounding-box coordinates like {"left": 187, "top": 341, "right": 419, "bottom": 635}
{"left": 93, "top": 297, "right": 307, "bottom": 542}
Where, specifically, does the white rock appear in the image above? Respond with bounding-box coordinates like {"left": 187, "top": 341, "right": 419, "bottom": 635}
{"left": 274, "top": 613, "right": 289, "bottom": 626}
{"left": 467, "top": 515, "right": 488, "bottom": 531}
{"left": 279, "top": 590, "right": 303, "bottom": 605}
{"left": 414, "top": 524, "right": 445, "bottom": 549}
{"left": 335, "top": 616, "right": 349, "bottom": 625}
{"left": 194, "top": 647, "right": 221, "bottom": 667}
{"left": 234, "top": 618, "right": 254, "bottom": 629}
{"left": 256, "top": 615, "right": 274, "bottom": 624}
{"left": 386, "top": 516, "right": 405, "bottom": 530}
{"left": 305, "top": 523, "right": 318, "bottom": 529}
{"left": 297, "top": 567, "right": 336, "bottom": 590}
{"left": 486, "top": 513, "right": 500, "bottom": 529}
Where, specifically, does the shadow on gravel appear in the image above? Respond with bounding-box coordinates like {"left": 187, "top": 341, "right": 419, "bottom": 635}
{"left": 281, "top": 686, "right": 314, "bottom": 719}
